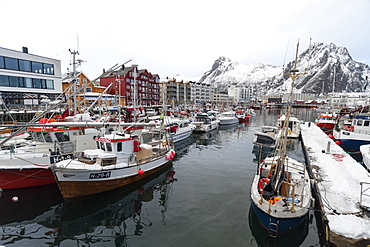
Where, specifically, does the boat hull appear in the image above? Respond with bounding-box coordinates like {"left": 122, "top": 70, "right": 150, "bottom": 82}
{"left": 171, "top": 128, "right": 194, "bottom": 143}
{"left": 250, "top": 201, "right": 307, "bottom": 234}
{"left": 219, "top": 119, "right": 239, "bottom": 125}
{"left": 333, "top": 129, "right": 370, "bottom": 155}
{"left": 53, "top": 157, "right": 173, "bottom": 199}
{"left": 0, "top": 168, "right": 55, "bottom": 189}
{"left": 238, "top": 116, "right": 251, "bottom": 123}
{"left": 193, "top": 123, "right": 219, "bottom": 133}
{"left": 315, "top": 122, "right": 335, "bottom": 134}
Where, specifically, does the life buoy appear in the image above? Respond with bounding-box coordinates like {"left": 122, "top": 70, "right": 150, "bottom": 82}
{"left": 258, "top": 178, "right": 270, "bottom": 194}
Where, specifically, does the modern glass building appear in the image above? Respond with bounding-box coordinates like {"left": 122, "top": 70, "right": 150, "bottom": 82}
{"left": 0, "top": 46, "right": 62, "bottom": 110}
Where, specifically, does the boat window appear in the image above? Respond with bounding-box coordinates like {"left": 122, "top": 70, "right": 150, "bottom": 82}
{"left": 205, "top": 119, "right": 211, "bottom": 124}
{"left": 56, "top": 132, "right": 70, "bottom": 142}
{"left": 117, "top": 142, "right": 122, "bottom": 152}
{"left": 43, "top": 132, "right": 52, "bottom": 142}
{"left": 101, "top": 143, "right": 106, "bottom": 151}
{"left": 96, "top": 141, "right": 100, "bottom": 149}
{"left": 35, "top": 132, "right": 44, "bottom": 142}
{"left": 357, "top": 120, "right": 363, "bottom": 126}
{"left": 106, "top": 143, "right": 112, "bottom": 152}
{"left": 365, "top": 121, "right": 370, "bottom": 127}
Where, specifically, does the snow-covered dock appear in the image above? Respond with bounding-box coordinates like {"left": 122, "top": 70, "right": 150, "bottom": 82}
{"left": 301, "top": 122, "right": 370, "bottom": 245}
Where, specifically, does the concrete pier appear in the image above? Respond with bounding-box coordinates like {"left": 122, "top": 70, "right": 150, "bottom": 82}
{"left": 301, "top": 122, "right": 370, "bottom": 246}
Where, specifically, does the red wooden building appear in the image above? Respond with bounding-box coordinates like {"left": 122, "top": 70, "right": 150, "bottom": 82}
{"left": 99, "top": 65, "right": 161, "bottom": 107}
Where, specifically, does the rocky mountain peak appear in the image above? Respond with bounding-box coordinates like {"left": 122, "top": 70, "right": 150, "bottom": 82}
{"left": 198, "top": 42, "right": 370, "bottom": 95}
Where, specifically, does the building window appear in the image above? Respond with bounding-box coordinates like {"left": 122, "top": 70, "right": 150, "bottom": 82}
{"left": 31, "top": 61, "right": 43, "bottom": 73}
{"left": 0, "top": 56, "right": 5, "bottom": 69}
{"left": 0, "top": 75, "right": 9, "bottom": 86}
{"left": 46, "top": 79, "right": 54, "bottom": 89}
{"left": 43, "top": 63, "right": 54, "bottom": 74}
{"left": 19, "top": 59, "right": 32, "bottom": 72}
{"left": 9, "top": 76, "right": 18, "bottom": 87}
{"left": 5, "top": 57, "right": 19, "bottom": 70}
{"left": 33, "top": 78, "right": 42, "bottom": 88}
{"left": 24, "top": 78, "right": 33, "bottom": 88}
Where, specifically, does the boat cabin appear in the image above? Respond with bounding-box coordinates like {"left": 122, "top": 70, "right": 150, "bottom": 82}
{"left": 27, "top": 126, "right": 98, "bottom": 154}
{"left": 194, "top": 113, "right": 212, "bottom": 124}
{"left": 350, "top": 114, "right": 370, "bottom": 134}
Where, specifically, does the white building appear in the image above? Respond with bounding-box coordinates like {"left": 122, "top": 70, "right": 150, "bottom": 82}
{"left": 0, "top": 46, "right": 62, "bottom": 109}
{"left": 330, "top": 92, "right": 369, "bottom": 108}
{"left": 227, "top": 85, "right": 254, "bottom": 105}
{"left": 190, "top": 81, "right": 212, "bottom": 104}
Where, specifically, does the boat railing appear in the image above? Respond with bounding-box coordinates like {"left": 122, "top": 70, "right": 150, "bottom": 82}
{"left": 359, "top": 182, "right": 370, "bottom": 212}
{"left": 136, "top": 149, "right": 167, "bottom": 164}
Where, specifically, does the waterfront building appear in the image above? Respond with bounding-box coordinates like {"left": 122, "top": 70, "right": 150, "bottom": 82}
{"left": 100, "top": 65, "right": 160, "bottom": 107}
{"left": 161, "top": 78, "right": 192, "bottom": 106}
{"left": 0, "top": 46, "right": 62, "bottom": 111}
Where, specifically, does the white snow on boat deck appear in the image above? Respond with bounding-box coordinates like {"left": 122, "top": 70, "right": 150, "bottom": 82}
{"left": 301, "top": 122, "right": 370, "bottom": 240}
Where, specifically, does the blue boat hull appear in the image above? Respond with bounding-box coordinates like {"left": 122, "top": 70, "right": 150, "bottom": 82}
{"left": 337, "top": 139, "right": 370, "bottom": 153}
{"left": 250, "top": 201, "right": 307, "bottom": 234}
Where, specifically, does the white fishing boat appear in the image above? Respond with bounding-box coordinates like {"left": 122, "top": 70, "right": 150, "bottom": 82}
{"left": 192, "top": 112, "right": 220, "bottom": 132}
{"left": 276, "top": 114, "right": 301, "bottom": 138}
{"left": 250, "top": 42, "right": 312, "bottom": 236}
{"left": 218, "top": 111, "right": 239, "bottom": 125}
{"left": 253, "top": 126, "right": 279, "bottom": 153}
{"left": 52, "top": 127, "right": 175, "bottom": 199}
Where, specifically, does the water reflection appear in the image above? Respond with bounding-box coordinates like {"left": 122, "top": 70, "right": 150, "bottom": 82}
{"left": 191, "top": 128, "right": 219, "bottom": 146}
{"left": 0, "top": 184, "right": 63, "bottom": 246}
{"left": 55, "top": 167, "right": 176, "bottom": 246}
{"left": 218, "top": 122, "right": 239, "bottom": 131}
{"left": 0, "top": 167, "right": 177, "bottom": 246}
{"left": 173, "top": 137, "right": 196, "bottom": 159}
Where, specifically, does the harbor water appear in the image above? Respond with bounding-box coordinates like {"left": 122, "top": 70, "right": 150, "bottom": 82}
{"left": 0, "top": 109, "right": 323, "bottom": 246}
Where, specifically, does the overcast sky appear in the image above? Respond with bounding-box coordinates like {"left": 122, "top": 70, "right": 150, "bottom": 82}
{"left": 1, "top": 0, "right": 369, "bottom": 80}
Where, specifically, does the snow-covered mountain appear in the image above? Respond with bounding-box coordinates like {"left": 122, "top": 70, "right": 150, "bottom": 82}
{"left": 198, "top": 42, "right": 370, "bottom": 95}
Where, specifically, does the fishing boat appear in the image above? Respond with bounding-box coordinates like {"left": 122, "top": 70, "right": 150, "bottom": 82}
{"left": 218, "top": 111, "right": 239, "bottom": 125}
{"left": 276, "top": 114, "right": 301, "bottom": 138}
{"left": 0, "top": 117, "right": 100, "bottom": 190}
{"left": 236, "top": 110, "right": 251, "bottom": 123}
{"left": 192, "top": 112, "right": 220, "bottom": 132}
{"left": 253, "top": 126, "right": 279, "bottom": 153}
{"left": 314, "top": 113, "right": 336, "bottom": 134}
{"left": 250, "top": 42, "right": 312, "bottom": 236}
{"left": 333, "top": 113, "right": 370, "bottom": 160}
{"left": 52, "top": 125, "right": 175, "bottom": 199}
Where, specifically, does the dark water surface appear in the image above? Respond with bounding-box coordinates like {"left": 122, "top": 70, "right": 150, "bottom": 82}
{"left": 0, "top": 109, "right": 322, "bottom": 246}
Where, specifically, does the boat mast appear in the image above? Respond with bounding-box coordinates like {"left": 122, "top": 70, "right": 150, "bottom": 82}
{"left": 281, "top": 41, "right": 301, "bottom": 161}
{"left": 273, "top": 41, "right": 305, "bottom": 192}
{"left": 69, "top": 49, "right": 79, "bottom": 116}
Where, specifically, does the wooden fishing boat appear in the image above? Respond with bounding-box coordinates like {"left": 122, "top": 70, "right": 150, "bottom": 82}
{"left": 52, "top": 128, "right": 175, "bottom": 199}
